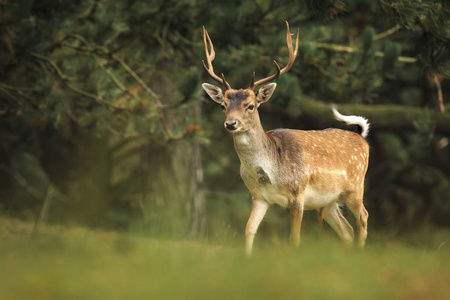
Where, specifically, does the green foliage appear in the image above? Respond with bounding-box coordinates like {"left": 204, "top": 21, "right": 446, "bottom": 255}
{"left": 362, "top": 26, "right": 375, "bottom": 51}
{"left": 382, "top": 40, "right": 401, "bottom": 72}
{"left": 379, "top": 0, "right": 450, "bottom": 78}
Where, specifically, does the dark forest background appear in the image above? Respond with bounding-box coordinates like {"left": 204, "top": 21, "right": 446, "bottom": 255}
{"left": 1, "top": 0, "right": 450, "bottom": 243}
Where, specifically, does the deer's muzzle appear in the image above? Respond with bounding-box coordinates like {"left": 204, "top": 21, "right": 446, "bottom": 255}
{"left": 224, "top": 117, "right": 239, "bottom": 131}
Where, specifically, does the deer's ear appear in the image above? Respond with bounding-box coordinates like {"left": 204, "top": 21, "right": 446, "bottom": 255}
{"left": 256, "top": 83, "right": 276, "bottom": 104}
{"left": 202, "top": 83, "right": 224, "bottom": 104}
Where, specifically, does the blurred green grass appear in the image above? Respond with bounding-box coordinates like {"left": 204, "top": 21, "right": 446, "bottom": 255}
{"left": 0, "top": 217, "right": 449, "bottom": 300}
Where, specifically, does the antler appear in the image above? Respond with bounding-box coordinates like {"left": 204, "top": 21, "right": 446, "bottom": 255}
{"left": 202, "top": 26, "right": 232, "bottom": 90}
{"left": 249, "top": 21, "right": 299, "bottom": 90}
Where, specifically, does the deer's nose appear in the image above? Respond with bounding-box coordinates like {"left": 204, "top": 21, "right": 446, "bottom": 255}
{"left": 224, "top": 118, "right": 238, "bottom": 131}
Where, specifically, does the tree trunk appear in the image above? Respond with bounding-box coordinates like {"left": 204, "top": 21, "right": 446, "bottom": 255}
{"left": 141, "top": 67, "right": 205, "bottom": 238}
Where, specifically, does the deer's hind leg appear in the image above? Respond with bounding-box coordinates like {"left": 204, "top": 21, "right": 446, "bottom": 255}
{"left": 317, "top": 207, "right": 324, "bottom": 229}
{"left": 322, "top": 202, "right": 354, "bottom": 245}
{"left": 345, "top": 188, "right": 369, "bottom": 247}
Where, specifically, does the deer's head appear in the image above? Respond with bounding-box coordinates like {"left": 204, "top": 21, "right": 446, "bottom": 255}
{"left": 201, "top": 22, "right": 299, "bottom": 133}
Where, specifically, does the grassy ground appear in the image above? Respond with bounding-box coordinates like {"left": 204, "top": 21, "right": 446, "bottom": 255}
{"left": 1, "top": 217, "right": 449, "bottom": 300}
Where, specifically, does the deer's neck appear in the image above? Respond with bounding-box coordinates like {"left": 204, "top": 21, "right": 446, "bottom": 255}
{"left": 232, "top": 120, "right": 276, "bottom": 179}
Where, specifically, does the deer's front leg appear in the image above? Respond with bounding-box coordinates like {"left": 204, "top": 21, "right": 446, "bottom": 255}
{"left": 245, "top": 199, "right": 269, "bottom": 256}
{"left": 290, "top": 197, "right": 304, "bottom": 247}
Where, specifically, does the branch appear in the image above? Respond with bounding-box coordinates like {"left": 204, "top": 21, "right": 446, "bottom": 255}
{"left": 62, "top": 40, "right": 163, "bottom": 107}
{"left": 78, "top": 0, "right": 100, "bottom": 19}
{"left": 33, "top": 186, "right": 54, "bottom": 234}
{"left": 0, "top": 82, "right": 39, "bottom": 92}
{"left": 160, "top": 113, "right": 196, "bottom": 142}
{"left": 29, "top": 52, "right": 125, "bottom": 111}
{"left": 310, "top": 42, "right": 417, "bottom": 63}
{"left": 0, "top": 166, "right": 43, "bottom": 200}
{"left": 374, "top": 25, "right": 401, "bottom": 41}
{"left": 432, "top": 75, "right": 445, "bottom": 113}
{"left": 96, "top": 58, "right": 127, "bottom": 92}
{"left": 110, "top": 53, "right": 162, "bottom": 105}
{"left": 263, "top": 96, "right": 450, "bottom": 135}
{"left": 56, "top": 39, "right": 192, "bottom": 141}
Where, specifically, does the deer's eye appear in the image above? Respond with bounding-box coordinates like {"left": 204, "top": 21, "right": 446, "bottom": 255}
{"left": 247, "top": 104, "right": 255, "bottom": 111}
{"left": 221, "top": 105, "right": 226, "bottom": 111}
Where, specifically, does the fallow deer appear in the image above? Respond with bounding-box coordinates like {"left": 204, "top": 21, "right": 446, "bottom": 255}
{"left": 201, "top": 22, "right": 370, "bottom": 256}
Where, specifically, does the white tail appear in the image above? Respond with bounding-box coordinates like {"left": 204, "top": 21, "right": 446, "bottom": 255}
{"left": 202, "top": 22, "right": 370, "bottom": 256}
{"left": 332, "top": 107, "right": 370, "bottom": 139}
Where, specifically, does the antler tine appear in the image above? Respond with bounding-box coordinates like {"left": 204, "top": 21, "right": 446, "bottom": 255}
{"left": 202, "top": 26, "right": 231, "bottom": 90}
{"left": 221, "top": 73, "right": 231, "bottom": 90}
{"left": 249, "top": 21, "right": 299, "bottom": 90}
{"left": 282, "top": 21, "right": 299, "bottom": 72}
{"left": 249, "top": 72, "right": 255, "bottom": 88}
